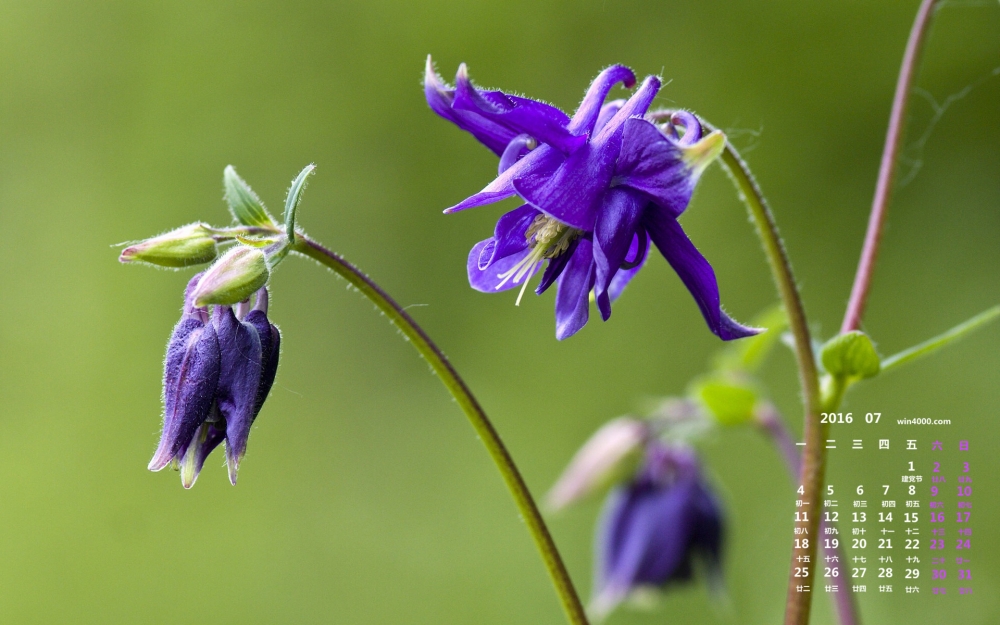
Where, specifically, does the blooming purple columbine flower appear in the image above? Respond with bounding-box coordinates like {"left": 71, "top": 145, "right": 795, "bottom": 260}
{"left": 425, "top": 57, "right": 760, "bottom": 340}
{"left": 591, "top": 442, "right": 723, "bottom": 618}
{"left": 148, "top": 272, "right": 281, "bottom": 488}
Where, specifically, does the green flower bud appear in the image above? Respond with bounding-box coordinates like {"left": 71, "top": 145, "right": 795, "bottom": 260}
{"left": 821, "top": 331, "right": 881, "bottom": 381}
{"left": 191, "top": 246, "right": 269, "bottom": 306}
{"left": 119, "top": 223, "right": 218, "bottom": 268}
{"left": 546, "top": 417, "right": 649, "bottom": 512}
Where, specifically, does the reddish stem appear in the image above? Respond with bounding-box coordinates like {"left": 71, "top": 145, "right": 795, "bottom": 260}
{"left": 841, "top": 0, "right": 942, "bottom": 333}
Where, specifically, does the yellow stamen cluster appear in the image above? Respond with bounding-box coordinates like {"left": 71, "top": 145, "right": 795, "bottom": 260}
{"left": 496, "top": 215, "right": 581, "bottom": 305}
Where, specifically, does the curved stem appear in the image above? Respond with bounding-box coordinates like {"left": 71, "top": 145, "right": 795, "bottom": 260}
{"left": 701, "top": 120, "right": 824, "bottom": 625}
{"left": 841, "top": 0, "right": 942, "bottom": 333}
{"left": 756, "top": 404, "right": 860, "bottom": 625}
{"left": 291, "top": 235, "right": 590, "bottom": 625}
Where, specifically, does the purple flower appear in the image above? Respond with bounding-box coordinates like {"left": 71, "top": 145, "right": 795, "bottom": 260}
{"left": 591, "top": 443, "right": 723, "bottom": 618}
{"left": 425, "top": 58, "right": 759, "bottom": 340}
{"left": 148, "top": 273, "right": 281, "bottom": 488}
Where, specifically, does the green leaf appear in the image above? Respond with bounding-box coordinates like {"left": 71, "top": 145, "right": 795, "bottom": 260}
{"left": 692, "top": 375, "right": 759, "bottom": 426}
{"left": 821, "top": 331, "right": 881, "bottom": 381}
{"left": 284, "top": 164, "right": 316, "bottom": 240}
{"left": 881, "top": 305, "right": 1000, "bottom": 374}
{"left": 224, "top": 165, "right": 274, "bottom": 227}
{"left": 714, "top": 304, "right": 787, "bottom": 373}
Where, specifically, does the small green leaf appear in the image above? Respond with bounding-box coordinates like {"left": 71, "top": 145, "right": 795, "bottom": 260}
{"left": 881, "top": 305, "right": 1000, "bottom": 374}
{"left": 224, "top": 165, "right": 274, "bottom": 227}
{"left": 692, "top": 375, "right": 759, "bottom": 426}
{"left": 821, "top": 331, "right": 881, "bottom": 381}
{"left": 233, "top": 235, "right": 276, "bottom": 248}
{"left": 284, "top": 164, "right": 316, "bottom": 240}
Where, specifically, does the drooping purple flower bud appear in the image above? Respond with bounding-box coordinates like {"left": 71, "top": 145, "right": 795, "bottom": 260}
{"left": 149, "top": 278, "right": 281, "bottom": 488}
{"left": 591, "top": 443, "right": 723, "bottom": 619}
{"left": 148, "top": 273, "right": 222, "bottom": 473}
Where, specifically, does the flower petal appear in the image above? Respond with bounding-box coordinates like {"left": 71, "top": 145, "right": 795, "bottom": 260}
{"left": 645, "top": 212, "right": 761, "bottom": 340}
{"left": 445, "top": 145, "right": 561, "bottom": 213}
{"left": 616, "top": 118, "right": 693, "bottom": 216}
{"left": 424, "top": 56, "right": 518, "bottom": 156}
{"left": 498, "top": 134, "right": 536, "bottom": 175}
{"left": 512, "top": 77, "right": 661, "bottom": 231}
{"left": 177, "top": 410, "right": 226, "bottom": 489}
{"left": 592, "top": 76, "right": 661, "bottom": 144}
{"left": 535, "top": 237, "right": 579, "bottom": 295}
{"left": 607, "top": 230, "right": 650, "bottom": 302}
{"left": 594, "top": 99, "right": 624, "bottom": 134}
{"left": 213, "top": 306, "right": 263, "bottom": 484}
{"left": 468, "top": 241, "right": 538, "bottom": 293}
{"left": 592, "top": 481, "right": 693, "bottom": 618}
{"left": 149, "top": 317, "right": 221, "bottom": 471}
{"left": 245, "top": 309, "right": 280, "bottom": 417}
{"left": 486, "top": 205, "right": 540, "bottom": 267}
{"left": 689, "top": 480, "right": 725, "bottom": 573}
{"left": 567, "top": 65, "right": 636, "bottom": 135}
{"left": 630, "top": 479, "right": 700, "bottom": 586}
{"left": 453, "top": 64, "right": 585, "bottom": 155}
{"left": 593, "top": 188, "right": 645, "bottom": 320}
{"left": 554, "top": 239, "right": 595, "bottom": 340}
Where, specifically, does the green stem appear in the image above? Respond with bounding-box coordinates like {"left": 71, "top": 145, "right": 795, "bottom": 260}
{"left": 880, "top": 305, "right": 1000, "bottom": 373}
{"left": 292, "top": 235, "right": 590, "bottom": 625}
{"left": 704, "top": 121, "right": 825, "bottom": 625}
{"left": 755, "top": 403, "right": 859, "bottom": 625}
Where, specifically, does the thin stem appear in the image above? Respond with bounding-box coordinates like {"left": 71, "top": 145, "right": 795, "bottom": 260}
{"left": 756, "top": 403, "right": 801, "bottom": 476}
{"left": 292, "top": 235, "right": 590, "bottom": 625}
{"left": 756, "top": 404, "right": 860, "bottom": 625}
{"left": 841, "top": 0, "right": 942, "bottom": 334}
{"left": 880, "top": 305, "right": 1000, "bottom": 373}
{"left": 702, "top": 120, "right": 825, "bottom": 625}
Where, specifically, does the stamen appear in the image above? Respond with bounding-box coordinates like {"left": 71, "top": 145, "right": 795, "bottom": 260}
{"left": 495, "top": 215, "right": 582, "bottom": 303}
{"left": 515, "top": 261, "right": 539, "bottom": 306}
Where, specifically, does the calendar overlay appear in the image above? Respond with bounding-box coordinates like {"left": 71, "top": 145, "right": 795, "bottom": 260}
{"left": 791, "top": 411, "right": 975, "bottom": 598}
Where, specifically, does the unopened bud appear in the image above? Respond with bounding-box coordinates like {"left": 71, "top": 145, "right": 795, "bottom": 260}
{"left": 546, "top": 417, "right": 649, "bottom": 512}
{"left": 192, "top": 246, "right": 269, "bottom": 307}
{"left": 119, "top": 223, "right": 218, "bottom": 268}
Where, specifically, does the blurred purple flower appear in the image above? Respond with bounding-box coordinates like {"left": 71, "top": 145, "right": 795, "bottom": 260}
{"left": 591, "top": 443, "right": 723, "bottom": 618}
{"left": 425, "top": 58, "right": 759, "bottom": 340}
{"left": 148, "top": 273, "right": 280, "bottom": 488}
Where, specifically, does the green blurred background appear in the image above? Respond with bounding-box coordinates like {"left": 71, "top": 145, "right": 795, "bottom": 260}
{"left": 0, "top": 1, "right": 997, "bottom": 623}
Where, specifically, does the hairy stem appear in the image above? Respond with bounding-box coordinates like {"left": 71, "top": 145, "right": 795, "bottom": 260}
{"left": 291, "top": 235, "right": 589, "bottom": 625}
{"left": 841, "top": 0, "right": 942, "bottom": 333}
{"left": 757, "top": 404, "right": 860, "bottom": 625}
{"left": 703, "top": 122, "right": 824, "bottom": 625}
